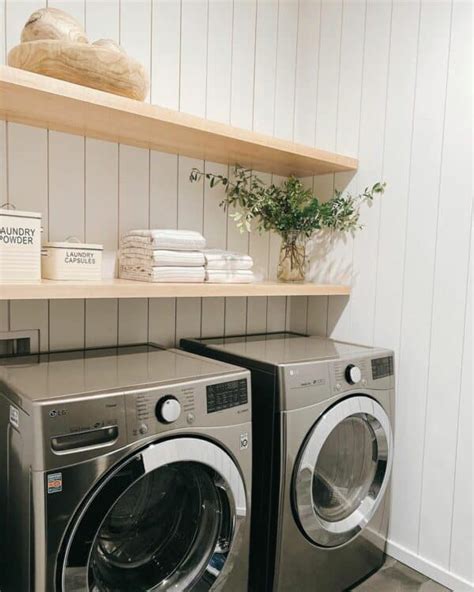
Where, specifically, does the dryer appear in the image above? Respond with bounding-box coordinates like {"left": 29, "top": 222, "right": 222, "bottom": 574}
{"left": 181, "top": 333, "right": 395, "bottom": 592}
{"left": 0, "top": 344, "right": 252, "bottom": 592}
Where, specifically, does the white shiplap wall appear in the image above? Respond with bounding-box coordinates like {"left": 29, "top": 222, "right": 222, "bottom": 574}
{"left": 291, "top": 0, "right": 473, "bottom": 590}
{"left": 0, "top": 0, "right": 472, "bottom": 590}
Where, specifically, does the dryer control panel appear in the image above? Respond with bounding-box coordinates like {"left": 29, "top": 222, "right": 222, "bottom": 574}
{"left": 281, "top": 350, "right": 395, "bottom": 411}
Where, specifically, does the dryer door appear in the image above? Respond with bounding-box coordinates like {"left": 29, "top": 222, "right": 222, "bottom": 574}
{"left": 293, "top": 396, "right": 393, "bottom": 548}
{"left": 60, "top": 437, "right": 247, "bottom": 591}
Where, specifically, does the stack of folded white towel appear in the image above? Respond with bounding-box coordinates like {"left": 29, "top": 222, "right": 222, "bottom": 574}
{"left": 203, "top": 249, "right": 255, "bottom": 283}
{"left": 119, "top": 229, "right": 206, "bottom": 282}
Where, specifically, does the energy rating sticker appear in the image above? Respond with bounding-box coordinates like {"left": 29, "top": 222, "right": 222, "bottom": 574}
{"left": 47, "top": 473, "right": 63, "bottom": 494}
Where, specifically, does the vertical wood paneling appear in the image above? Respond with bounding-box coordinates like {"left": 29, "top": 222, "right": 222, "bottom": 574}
{"left": 206, "top": 0, "right": 242, "bottom": 337}
{"left": 48, "top": 130, "right": 85, "bottom": 350}
{"left": 85, "top": 0, "right": 119, "bottom": 41}
{"left": 274, "top": 0, "right": 298, "bottom": 142}
{"left": 48, "top": 1, "right": 86, "bottom": 352}
{"left": 84, "top": 138, "right": 119, "bottom": 347}
{"left": 118, "top": 145, "right": 149, "bottom": 344}
{"left": 175, "top": 156, "right": 203, "bottom": 342}
{"left": 206, "top": 0, "right": 232, "bottom": 124}
{"left": 201, "top": 163, "right": 226, "bottom": 338}
{"left": 347, "top": 0, "right": 391, "bottom": 345}
{"left": 149, "top": 0, "right": 180, "bottom": 347}
{"left": 120, "top": 0, "right": 151, "bottom": 101}
{"left": 305, "top": 0, "right": 343, "bottom": 336}
{"left": 180, "top": 0, "right": 208, "bottom": 116}
{"left": 293, "top": 0, "right": 320, "bottom": 147}
{"left": 230, "top": 0, "right": 260, "bottom": 334}
{"left": 7, "top": 123, "right": 49, "bottom": 351}
{"left": 5, "top": 1, "right": 49, "bottom": 348}
{"left": 151, "top": 0, "right": 180, "bottom": 109}
{"left": 289, "top": 0, "right": 321, "bottom": 334}
{"left": 149, "top": 152, "right": 178, "bottom": 347}
{"left": 253, "top": 0, "right": 278, "bottom": 136}
{"left": 230, "top": 0, "right": 256, "bottom": 131}
{"left": 314, "top": 0, "right": 342, "bottom": 153}
{"left": 395, "top": 0, "right": 452, "bottom": 552}
{"left": 268, "top": 0, "right": 299, "bottom": 334}
{"left": 373, "top": 0, "right": 419, "bottom": 353}
{"left": 418, "top": 0, "right": 472, "bottom": 568}
{"left": 175, "top": 0, "right": 208, "bottom": 342}
{"left": 326, "top": 0, "right": 366, "bottom": 341}
{"left": 370, "top": 0, "right": 420, "bottom": 551}
{"left": 450, "top": 242, "right": 472, "bottom": 584}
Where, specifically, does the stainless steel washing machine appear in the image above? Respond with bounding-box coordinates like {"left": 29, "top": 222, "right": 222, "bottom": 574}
{"left": 0, "top": 344, "right": 252, "bottom": 592}
{"left": 181, "top": 333, "right": 395, "bottom": 591}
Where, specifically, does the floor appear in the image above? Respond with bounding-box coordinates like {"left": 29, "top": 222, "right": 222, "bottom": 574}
{"left": 353, "top": 557, "right": 451, "bottom": 591}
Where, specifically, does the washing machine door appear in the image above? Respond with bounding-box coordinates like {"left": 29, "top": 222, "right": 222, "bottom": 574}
{"left": 60, "top": 437, "right": 247, "bottom": 591}
{"left": 293, "top": 395, "right": 393, "bottom": 548}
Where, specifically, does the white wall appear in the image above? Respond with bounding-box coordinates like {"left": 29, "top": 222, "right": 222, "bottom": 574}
{"left": 290, "top": 0, "right": 473, "bottom": 589}
{"left": 0, "top": 0, "right": 472, "bottom": 590}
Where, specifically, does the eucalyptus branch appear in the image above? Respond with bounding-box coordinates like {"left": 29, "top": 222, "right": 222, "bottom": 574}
{"left": 189, "top": 165, "right": 386, "bottom": 238}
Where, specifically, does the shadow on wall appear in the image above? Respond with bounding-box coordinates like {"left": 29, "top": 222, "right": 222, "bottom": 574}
{"left": 307, "top": 230, "right": 355, "bottom": 285}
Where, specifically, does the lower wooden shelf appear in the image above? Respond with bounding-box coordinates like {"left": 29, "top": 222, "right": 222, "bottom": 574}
{"left": 0, "top": 279, "right": 350, "bottom": 300}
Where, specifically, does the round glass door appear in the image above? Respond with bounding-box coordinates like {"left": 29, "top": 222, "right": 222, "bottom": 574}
{"left": 293, "top": 396, "right": 393, "bottom": 548}
{"left": 61, "top": 438, "right": 247, "bottom": 591}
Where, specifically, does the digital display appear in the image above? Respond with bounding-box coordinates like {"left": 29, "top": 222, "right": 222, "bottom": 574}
{"left": 371, "top": 356, "right": 394, "bottom": 380}
{"left": 207, "top": 379, "right": 248, "bottom": 414}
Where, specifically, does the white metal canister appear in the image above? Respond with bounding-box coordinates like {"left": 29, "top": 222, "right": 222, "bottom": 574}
{"left": 42, "top": 239, "right": 103, "bottom": 280}
{"left": 0, "top": 206, "right": 42, "bottom": 282}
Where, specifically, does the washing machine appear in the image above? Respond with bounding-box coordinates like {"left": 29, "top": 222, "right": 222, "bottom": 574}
{"left": 0, "top": 344, "right": 252, "bottom": 592}
{"left": 181, "top": 332, "right": 395, "bottom": 592}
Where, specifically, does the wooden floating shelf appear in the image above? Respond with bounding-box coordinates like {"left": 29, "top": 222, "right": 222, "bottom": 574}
{"left": 0, "top": 66, "right": 358, "bottom": 177}
{"left": 0, "top": 279, "right": 351, "bottom": 301}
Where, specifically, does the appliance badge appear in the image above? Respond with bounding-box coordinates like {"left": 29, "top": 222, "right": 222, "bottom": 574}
{"left": 9, "top": 405, "right": 19, "bottom": 429}
{"left": 47, "top": 473, "right": 63, "bottom": 494}
{"left": 240, "top": 432, "right": 249, "bottom": 450}
{"left": 49, "top": 409, "right": 67, "bottom": 418}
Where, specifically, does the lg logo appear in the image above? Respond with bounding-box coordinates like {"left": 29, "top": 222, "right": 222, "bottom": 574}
{"left": 49, "top": 409, "right": 67, "bottom": 418}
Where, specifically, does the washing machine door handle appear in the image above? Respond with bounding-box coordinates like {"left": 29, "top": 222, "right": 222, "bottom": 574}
{"left": 293, "top": 396, "right": 393, "bottom": 548}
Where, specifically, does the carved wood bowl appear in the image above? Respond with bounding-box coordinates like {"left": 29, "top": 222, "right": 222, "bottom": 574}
{"left": 8, "top": 40, "right": 149, "bottom": 101}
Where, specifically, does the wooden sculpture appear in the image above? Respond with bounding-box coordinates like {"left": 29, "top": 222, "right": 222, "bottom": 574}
{"left": 8, "top": 8, "right": 149, "bottom": 101}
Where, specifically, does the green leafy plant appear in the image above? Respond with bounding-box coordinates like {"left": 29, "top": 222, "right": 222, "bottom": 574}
{"left": 189, "top": 165, "right": 385, "bottom": 240}
{"left": 190, "top": 165, "right": 385, "bottom": 281}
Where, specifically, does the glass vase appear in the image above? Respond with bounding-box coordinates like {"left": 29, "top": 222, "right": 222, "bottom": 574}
{"left": 277, "top": 234, "right": 307, "bottom": 282}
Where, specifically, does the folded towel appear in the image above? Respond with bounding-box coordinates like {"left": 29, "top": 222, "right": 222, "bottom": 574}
{"left": 120, "top": 264, "right": 205, "bottom": 283}
{"left": 205, "top": 270, "right": 255, "bottom": 284}
{"left": 122, "top": 229, "right": 206, "bottom": 251}
{"left": 120, "top": 249, "right": 205, "bottom": 267}
{"left": 203, "top": 249, "right": 253, "bottom": 270}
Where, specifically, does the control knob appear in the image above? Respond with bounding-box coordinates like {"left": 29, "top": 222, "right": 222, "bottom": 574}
{"left": 345, "top": 364, "right": 362, "bottom": 385}
{"left": 156, "top": 396, "right": 182, "bottom": 424}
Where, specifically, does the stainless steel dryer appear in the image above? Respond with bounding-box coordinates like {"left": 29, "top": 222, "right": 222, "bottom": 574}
{"left": 0, "top": 344, "right": 252, "bottom": 592}
{"left": 181, "top": 333, "right": 395, "bottom": 592}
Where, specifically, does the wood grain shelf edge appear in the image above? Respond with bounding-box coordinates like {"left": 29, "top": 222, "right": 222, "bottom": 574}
{"left": 0, "top": 279, "right": 351, "bottom": 300}
{"left": 0, "top": 66, "right": 358, "bottom": 177}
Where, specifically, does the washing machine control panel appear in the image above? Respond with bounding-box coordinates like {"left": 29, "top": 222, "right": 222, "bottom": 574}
{"left": 345, "top": 364, "right": 362, "bottom": 385}
{"left": 206, "top": 379, "right": 248, "bottom": 414}
{"left": 333, "top": 358, "right": 371, "bottom": 393}
{"left": 371, "top": 355, "right": 394, "bottom": 380}
{"left": 155, "top": 396, "right": 182, "bottom": 424}
{"left": 126, "top": 372, "right": 251, "bottom": 442}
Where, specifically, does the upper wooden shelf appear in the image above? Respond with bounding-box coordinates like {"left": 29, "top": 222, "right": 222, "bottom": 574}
{"left": 0, "top": 66, "right": 358, "bottom": 177}
{"left": 0, "top": 279, "right": 350, "bottom": 300}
